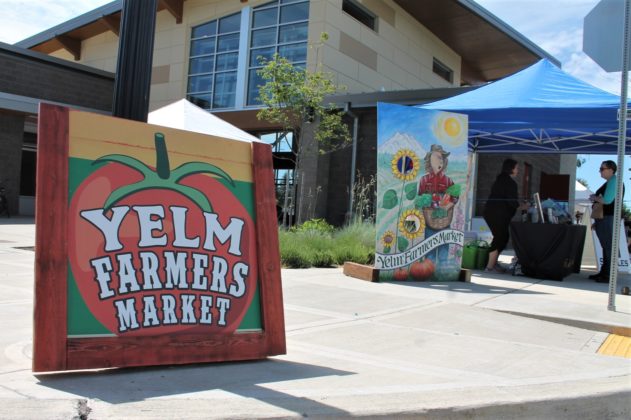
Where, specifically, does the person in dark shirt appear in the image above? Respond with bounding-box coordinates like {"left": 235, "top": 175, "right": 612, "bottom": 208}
{"left": 589, "top": 160, "right": 624, "bottom": 283}
{"left": 483, "top": 159, "right": 527, "bottom": 272}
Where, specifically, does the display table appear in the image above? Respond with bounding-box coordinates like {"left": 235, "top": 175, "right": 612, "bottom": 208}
{"left": 510, "top": 222, "right": 586, "bottom": 280}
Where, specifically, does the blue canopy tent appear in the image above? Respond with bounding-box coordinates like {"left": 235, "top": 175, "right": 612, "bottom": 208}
{"left": 420, "top": 59, "right": 630, "bottom": 154}
{"left": 420, "top": 59, "right": 630, "bottom": 308}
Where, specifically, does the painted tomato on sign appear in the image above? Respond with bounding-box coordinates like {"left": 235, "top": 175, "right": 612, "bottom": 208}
{"left": 68, "top": 133, "right": 257, "bottom": 336}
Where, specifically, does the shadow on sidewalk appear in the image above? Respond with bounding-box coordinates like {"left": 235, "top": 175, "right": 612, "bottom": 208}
{"left": 35, "top": 358, "right": 353, "bottom": 415}
{"left": 378, "top": 267, "right": 631, "bottom": 297}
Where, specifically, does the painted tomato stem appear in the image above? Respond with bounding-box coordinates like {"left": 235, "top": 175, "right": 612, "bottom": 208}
{"left": 155, "top": 133, "right": 171, "bottom": 179}
{"left": 93, "top": 132, "right": 235, "bottom": 213}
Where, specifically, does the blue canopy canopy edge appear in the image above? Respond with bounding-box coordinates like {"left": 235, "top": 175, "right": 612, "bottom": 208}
{"left": 420, "top": 59, "right": 631, "bottom": 154}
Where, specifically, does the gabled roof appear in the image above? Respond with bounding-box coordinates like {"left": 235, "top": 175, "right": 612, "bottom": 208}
{"left": 16, "top": 0, "right": 555, "bottom": 85}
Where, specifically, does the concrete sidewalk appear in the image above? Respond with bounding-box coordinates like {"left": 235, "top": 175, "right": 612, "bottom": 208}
{"left": 0, "top": 219, "right": 629, "bottom": 419}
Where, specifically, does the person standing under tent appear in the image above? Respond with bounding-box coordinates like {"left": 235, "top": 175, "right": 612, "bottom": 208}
{"left": 483, "top": 159, "right": 528, "bottom": 273}
{"left": 590, "top": 160, "right": 624, "bottom": 283}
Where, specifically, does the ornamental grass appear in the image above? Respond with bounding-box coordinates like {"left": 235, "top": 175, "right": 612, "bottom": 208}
{"left": 279, "top": 221, "right": 375, "bottom": 268}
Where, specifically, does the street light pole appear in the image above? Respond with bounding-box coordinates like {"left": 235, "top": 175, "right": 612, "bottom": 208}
{"left": 112, "top": 0, "right": 158, "bottom": 122}
{"left": 608, "top": 0, "right": 631, "bottom": 311}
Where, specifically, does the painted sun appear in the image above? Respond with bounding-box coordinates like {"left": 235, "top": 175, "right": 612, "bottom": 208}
{"left": 433, "top": 113, "right": 467, "bottom": 147}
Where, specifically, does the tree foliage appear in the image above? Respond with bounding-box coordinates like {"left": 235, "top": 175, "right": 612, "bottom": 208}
{"left": 255, "top": 33, "right": 351, "bottom": 224}
{"left": 576, "top": 177, "right": 589, "bottom": 188}
{"left": 256, "top": 33, "right": 351, "bottom": 152}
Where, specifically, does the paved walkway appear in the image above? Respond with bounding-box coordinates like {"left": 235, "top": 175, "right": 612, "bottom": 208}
{"left": 0, "top": 218, "right": 629, "bottom": 419}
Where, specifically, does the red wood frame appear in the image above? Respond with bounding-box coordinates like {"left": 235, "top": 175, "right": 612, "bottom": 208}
{"left": 33, "top": 104, "right": 285, "bottom": 372}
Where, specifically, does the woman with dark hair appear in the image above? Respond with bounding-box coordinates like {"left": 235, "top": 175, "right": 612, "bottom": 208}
{"left": 589, "top": 160, "right": 624, "bottom": 283}
{"left": 483, "top": 159, "right": 527, "bottom": 273}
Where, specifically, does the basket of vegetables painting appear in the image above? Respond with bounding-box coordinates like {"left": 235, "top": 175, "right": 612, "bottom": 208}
{"left": 422, "top": 205, "right": 454, "bottom": 230}
{"left": 416, "top": 184, "right": 461, "bottom": 230}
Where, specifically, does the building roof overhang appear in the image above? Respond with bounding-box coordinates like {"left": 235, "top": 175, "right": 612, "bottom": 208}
{"left": 393, "top": 0, "right": 559, "bottom": 83}
{"left": 325, "top": 86, "right": 479, "bottom": 108}
{"left": 15, "top": 0, "right": 557, "bottom": 85}
{"left": 16, "top": 0, "right": 184, "bottom": 59}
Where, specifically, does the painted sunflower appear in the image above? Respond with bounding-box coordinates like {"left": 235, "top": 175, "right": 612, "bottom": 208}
{"left": 391, "top": 149, "right": 420, "bottom": 181}
{"left": 398, "top": 208, "right": 425, "bottom": 240}
{"left": 380, "top": 230, "right": 395, "bottom": 250}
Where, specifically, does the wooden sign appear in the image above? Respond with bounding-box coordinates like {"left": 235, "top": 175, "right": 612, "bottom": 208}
{"left": 33, "top": 104, "right": 285, "bottom": 372}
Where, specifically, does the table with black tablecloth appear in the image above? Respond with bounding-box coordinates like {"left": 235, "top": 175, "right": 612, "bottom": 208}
{"left": 509, "top": 222, "right": 586, "bottom": 280}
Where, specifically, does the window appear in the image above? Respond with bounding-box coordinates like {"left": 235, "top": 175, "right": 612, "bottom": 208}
{"left": 260, "top": 131, "right": 294, "bottom": 153}
{"left": 186, "top": 1, "right": 310, "bottom": 110}
{"left": 187, "top": 13, "right": 241, "bottom": 110}
{"left": 247, "top": 0, "right": 310, "bottom": 105}
{"left": 342, "top": 0, "right": 376, "bottom": 31}
{"left": 432, "top": 58, "right": 453, "bottom": 83}
{"left": 258, "top": 131, "right": 296, "bottom": 221}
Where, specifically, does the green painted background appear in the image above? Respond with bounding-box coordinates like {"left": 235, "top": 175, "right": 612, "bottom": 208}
{"left": 67, "top": 157, "right": 263, "bottom": 336}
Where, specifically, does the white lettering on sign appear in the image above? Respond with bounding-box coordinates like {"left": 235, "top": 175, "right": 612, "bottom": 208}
{"left": 375, "top": 229, "right": 464, "bottom": 270}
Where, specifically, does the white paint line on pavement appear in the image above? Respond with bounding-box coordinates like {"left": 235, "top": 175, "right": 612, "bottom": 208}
{"left": 0, "top": 261, "right": 35, "bottom": 269}
{"left": 285, "top": 302, "right": 446, "bottom": 335}
{"left": 287, "top": 340, "right": 511, "bottom": 382}
{"left": 284, "top": 341, "right": 629, "bottom": 396}
{"left": 0, "top": 299, "right": 32, "bottom": 306}
{"left": 3, "top": 341, "right": 32, "bottom": 366}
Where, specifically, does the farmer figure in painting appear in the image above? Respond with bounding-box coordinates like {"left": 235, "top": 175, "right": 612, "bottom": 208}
{"left": 419, "top": 144, "right": 457, "bottom": 265}
{"left": 419, "top": 144, "right": 455, "bottom": 200}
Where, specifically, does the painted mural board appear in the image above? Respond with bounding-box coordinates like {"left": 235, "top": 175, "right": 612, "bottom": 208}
{"left": 33, "top": 104, "right": 285, "bottom": 372}
{"left": 376, "top": 103, "right": 468, "bottom": 281}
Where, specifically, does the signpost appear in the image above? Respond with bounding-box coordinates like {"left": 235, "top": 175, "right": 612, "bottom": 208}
{"left": 583, "top": 0, "right": 631, "bottom": 311}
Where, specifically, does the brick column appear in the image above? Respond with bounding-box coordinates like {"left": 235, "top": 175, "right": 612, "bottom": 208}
{"left": 0, "top": 113, "right": 24, "bottom": 216}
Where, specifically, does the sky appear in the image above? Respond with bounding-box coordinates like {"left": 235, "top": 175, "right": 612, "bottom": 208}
{"left": 0, "top": 0, "right": 628, "bottom": 200}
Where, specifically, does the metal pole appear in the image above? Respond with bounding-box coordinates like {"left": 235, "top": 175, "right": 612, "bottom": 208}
{"left": 608, "top": 0, "right": 631, "bottom": 311}
{"left": 346, "top": 103, "right": 359, "bottom": 224}
{"left": 112, "top": 0, "right": 158, "bottom": 121}
{"left": 466, "top": 151, "right": 478, "bottom": 231}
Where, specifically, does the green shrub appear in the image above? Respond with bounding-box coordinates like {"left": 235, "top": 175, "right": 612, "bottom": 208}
{"left": 278, "top": 221, "right": 376, "bottom": 268}
{"left": 282, "top": 247, "right": 313, "bottom": 268}
{"left": 334, "top": 221, "right": 376, "bottom": 249}
{"left": 294, "top": 218, "right": 335, "bottom": 234}
{"left": 311, "top": 250, "right": 335, "bottom": 267}
{"left": 332, "top": 242, "right": 374, "bottom": 265}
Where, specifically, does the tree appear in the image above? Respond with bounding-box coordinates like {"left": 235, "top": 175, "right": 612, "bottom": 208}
{"left": 256, "top": 33, "right": 351, "bottom": 225}
{"left": 576, "top": 177, "right": 589, "bottom": 188}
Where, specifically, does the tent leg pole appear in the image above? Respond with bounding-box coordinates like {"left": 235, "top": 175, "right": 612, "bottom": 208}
{"left": 466, "top": 151, "right": 478, "bottom": 232}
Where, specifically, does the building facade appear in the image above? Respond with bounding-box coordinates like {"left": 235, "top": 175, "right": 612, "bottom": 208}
{"left": 9, "top": 0, "right": 569, "bottom": 223}
{"left": 0, "top": 42, "right": 114, "bottom": 215}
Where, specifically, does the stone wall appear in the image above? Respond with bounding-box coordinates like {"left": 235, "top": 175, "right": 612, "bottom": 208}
{"left": 322, "top": 108, "right": 377, "bottom": 226}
